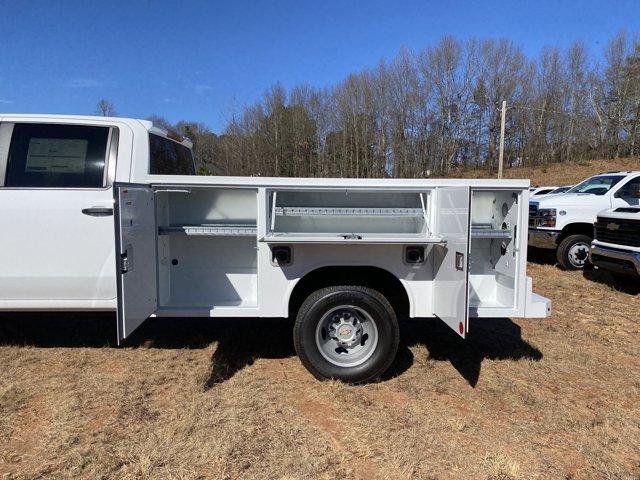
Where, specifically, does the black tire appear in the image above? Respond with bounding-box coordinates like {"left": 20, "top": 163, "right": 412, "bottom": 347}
{"left": 556, "top": 234, "right": 592, "bottom": 270}
{"left": 293, "top": 286, "right": 399, "bottom": 383}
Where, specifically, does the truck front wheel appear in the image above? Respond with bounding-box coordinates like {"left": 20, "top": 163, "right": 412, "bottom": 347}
{"left": 556, "top": 234, "right": 592, "bottom": 270}
{"left": 293, "top": 286, "right": 399, "bottom": 383}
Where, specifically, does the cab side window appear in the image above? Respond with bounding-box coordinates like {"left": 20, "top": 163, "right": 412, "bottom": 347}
{"left": 616, "top": 177, "right": 640, "bottom": 198}
{"left": 149, "top": 133, "right": 195, "bottom": 175}
{"left": 5, "top": 123, "right": 110, "bottom": 188}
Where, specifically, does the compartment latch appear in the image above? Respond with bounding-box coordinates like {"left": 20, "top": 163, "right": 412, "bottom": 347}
{"left": 120, "top": 246, "right": 132, "bottom": 274}
{"left": 341, "top": 233, "right": 362, "bottom": 240}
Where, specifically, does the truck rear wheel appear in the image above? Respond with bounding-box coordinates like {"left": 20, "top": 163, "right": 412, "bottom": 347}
{"left": 293, "top": 286, "right": 399, "bottom": 383}
{"left": 556, "top": 234, "right": 592, "bottom": 270}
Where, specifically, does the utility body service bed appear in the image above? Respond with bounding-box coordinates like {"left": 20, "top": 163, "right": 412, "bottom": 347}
{"left": 0, "top": 114, "right": 550, "bottom": 381}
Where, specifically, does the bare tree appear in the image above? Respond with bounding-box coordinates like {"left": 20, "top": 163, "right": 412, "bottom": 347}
{"left": 96, "top": 99, "right": 117, "bottom": 117}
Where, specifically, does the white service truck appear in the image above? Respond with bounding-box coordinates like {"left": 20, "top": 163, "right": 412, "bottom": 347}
{"left": 0, "top": 114, "right": 550, "bottom": 382}
{"left": 528, "top": 171, "right": 640, "bottom": 270}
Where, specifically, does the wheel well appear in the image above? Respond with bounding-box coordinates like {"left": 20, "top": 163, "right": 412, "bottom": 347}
{"left": 559, "top": 222, "right": 594, "bottom": 242}
{"left": 288, "top": 266, "right": 410, "bottom": 318}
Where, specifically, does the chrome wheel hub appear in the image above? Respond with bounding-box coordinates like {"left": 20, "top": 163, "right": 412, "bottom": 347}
{"left": 315, "top": 305, "right": 379, "bottom": 367}
{"left": 328, "top": 312, "right": 363, "bottom": 348}
{"left": 568, "top": 242, "right": 589, "bottom": 267}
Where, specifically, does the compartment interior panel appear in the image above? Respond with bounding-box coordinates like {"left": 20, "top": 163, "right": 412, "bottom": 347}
{"left": 268, "top": 189, "right": 431, "bottom": 237}
{"left": 155, "top": 187, "right": 258, "bottom": 308}
{"left": 159, "top": 235, "right": 257, "bottom": 307}
{"left": 469, "top": 190, "right": 520, "bottom": 310}
{"left": 157, "top": 188, "right": 257, "bottom": 228}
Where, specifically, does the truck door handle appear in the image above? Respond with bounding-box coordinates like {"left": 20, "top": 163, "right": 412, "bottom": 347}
{"left": 82, "top": 207, "right": 114, "bottom": 217}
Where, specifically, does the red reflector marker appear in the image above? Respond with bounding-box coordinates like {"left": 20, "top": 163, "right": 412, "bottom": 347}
{"left": 458, "top": 322, "right": 464, "bottom": 334}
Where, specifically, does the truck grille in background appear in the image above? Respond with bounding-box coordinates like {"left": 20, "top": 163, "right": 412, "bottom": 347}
{"left": 594, "top": 217, "right": 640, "bottom": 247}
{"left": 529, "top": 204, "right": 538, "bottom": 227}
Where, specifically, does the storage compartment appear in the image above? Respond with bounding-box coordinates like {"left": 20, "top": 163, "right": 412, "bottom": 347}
{"left": 468, "top": 189, "right": 520, "bottom": 310}
{"left": 155, "top": 187, "right": 258, "bottom": 308}
{"left": 113, "top": 180, "right": 538, "bottom": 345}
{"left": 265, "top": 189, "right": 442, "bottom": 243}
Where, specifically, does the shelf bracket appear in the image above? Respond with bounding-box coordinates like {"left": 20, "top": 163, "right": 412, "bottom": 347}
{"left": 270, "top": 191, "right": 277, "bottom": 232}
{"left": 420, "top": 192, "right": 430, "bottom": 236}
{"left": 154, "top": 188, "right": 191, "bottom": 194}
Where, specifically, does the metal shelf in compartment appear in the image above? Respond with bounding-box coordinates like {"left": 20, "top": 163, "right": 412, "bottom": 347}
{"left": 158, "top": 224, "right": 257, "bottom": 236}
{"left": 470, "top": 225, "right": 512, "bottom": 238}
{"left": 274, "top": 206, "right": 425, "bottom": 217}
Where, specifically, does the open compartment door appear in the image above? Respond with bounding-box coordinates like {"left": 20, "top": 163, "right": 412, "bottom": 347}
{"left": 114, "top": 185, "right": 157, "bottom": 344}
{"left": 433, "top": 186, "right": 471, "bottom": 338}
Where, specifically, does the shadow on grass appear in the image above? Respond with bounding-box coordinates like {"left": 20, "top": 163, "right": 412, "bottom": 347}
{"left": 528, "top": 245, "right": 639, "bottom": 295}
{"left": 583, "top": 269, "right": 640, "bottom": 295}
{"left": 398, "top": 317, "right": 543, "bottom": 387}
{"left": 0, "top": 313, "right": 541, "bottom": 387}
{"left": 201, "top": 318, "right": 296, "bottom": 389}
{"left": 0, "top": 313, "right": 298, "bottom": 384}
{"left": 527, "top": 246, "right": 556, "bottom": 266}
{"left": 0, "top": 312, "right": 117, "bottom": 348}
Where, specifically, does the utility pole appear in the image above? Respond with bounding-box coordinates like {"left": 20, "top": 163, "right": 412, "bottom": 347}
{"left": 498, "top": 100, "right": 506, "bottom": 179}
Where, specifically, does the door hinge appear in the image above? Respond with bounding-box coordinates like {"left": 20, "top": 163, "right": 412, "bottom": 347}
{"left": 120, "top": 252, "right": 129, "bottom": 274}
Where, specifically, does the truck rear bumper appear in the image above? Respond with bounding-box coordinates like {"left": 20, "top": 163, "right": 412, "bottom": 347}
{"left": 528, "top": 228, "right": 560, "bottom": 249}
{"left": 524, "top": 276, "right": 551, "bottom": 317}
{"left": 589, "top": 244, "right": 640, "bottom": 276}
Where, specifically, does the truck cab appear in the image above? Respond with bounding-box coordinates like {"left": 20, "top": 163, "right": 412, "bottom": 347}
{"left": 528, "top": 171, "right": 640, "bottom": 270}
{"left": 0, "top": 114, "right": 193, "bottom": 310}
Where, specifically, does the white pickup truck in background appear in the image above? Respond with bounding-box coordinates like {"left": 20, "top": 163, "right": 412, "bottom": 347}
{"left": 0, "top": 114, "right": 550, "bottom": 383}
{"left": 528, "top": 171, "right": 640, "bottom": 270}
{"left": 590, "top": 205, "right": 640, "bottom": 279}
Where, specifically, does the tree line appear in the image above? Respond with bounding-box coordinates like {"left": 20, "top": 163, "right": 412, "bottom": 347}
{"left": 148, "top": 31, "right": 640, "bottom": 177}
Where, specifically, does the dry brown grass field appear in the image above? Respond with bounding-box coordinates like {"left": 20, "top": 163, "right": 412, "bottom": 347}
{"left": 1, "top": 159, "right": 640, "bottom": 480}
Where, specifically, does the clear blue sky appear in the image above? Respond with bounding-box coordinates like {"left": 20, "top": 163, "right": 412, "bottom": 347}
{"left": 1, "top": 0, "right": 639, "bottom": 132}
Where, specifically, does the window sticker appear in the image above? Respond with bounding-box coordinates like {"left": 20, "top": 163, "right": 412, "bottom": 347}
{"left": 25, "top": 138, "right": 88, "bottom": 174}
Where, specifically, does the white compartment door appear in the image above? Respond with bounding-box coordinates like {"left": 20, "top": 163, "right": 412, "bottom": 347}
{"left": 115, "top": 185, "right": 157, "bottom": 344}
{"left": 433, "top": 186, "right": 471, "bottom": 338}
